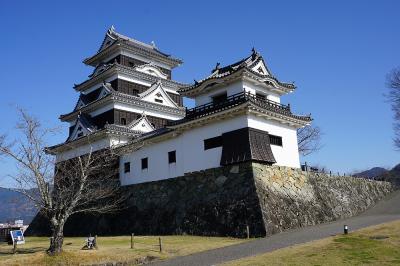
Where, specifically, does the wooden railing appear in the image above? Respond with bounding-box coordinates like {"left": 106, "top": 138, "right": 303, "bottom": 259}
{"left": 167, "top": 91, "right": 292, "bottom": 126}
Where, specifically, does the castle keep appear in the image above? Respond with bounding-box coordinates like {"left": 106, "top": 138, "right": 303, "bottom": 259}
{"left": 27, "top": 27, "right": 393, "bottom": 237}
{"left": 48, "top": 27, "right": 311, "bottom": 184}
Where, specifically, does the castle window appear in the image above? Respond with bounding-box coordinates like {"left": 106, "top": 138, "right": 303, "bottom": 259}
{"left": 124, "top": 162, "right": 130, "bottom": 173}
{"left": 155, "top": 99, "right": 163, "bottom": 103}
{"left": 141, "top": 157, "right": 148, "bottom": 170}
{"left": 212, "top": 92, "right": 227, "bottom": 104}
{"left": 256, "top": 92, "right": 266, "bottom": 101}
{"left": 204, "top": 136, "right": 223, "bottom": 150}
{"left": 121, "top": 118, "right": 127, "bottom": 125}
{"left": 168, "top": 150, "right": 176, "bottom": 164}
{"left": 269, "top": 134, "right": 283, "bottom": 146}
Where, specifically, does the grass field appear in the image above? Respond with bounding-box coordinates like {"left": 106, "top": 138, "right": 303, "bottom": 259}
{"left": 222, "top": 220, "right": 400, "bottom": 266}
{"left": 0, "top": 235, "right": 248, "bottom": 265}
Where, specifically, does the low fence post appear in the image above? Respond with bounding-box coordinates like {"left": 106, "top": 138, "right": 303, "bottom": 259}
{"left": 131, "top": 233, "right": 134, "bottom": 249}
{"left": 246, "top": 225, "right": 250, "bottom": 239}
{"left": 159, "top": 237, "right": 162, "bottom": 252}
{"left": 94, "top": 235, "right": 98, "bottom": 249}
{"left": 344, "top": 225, "right": 349, "bottom": 235}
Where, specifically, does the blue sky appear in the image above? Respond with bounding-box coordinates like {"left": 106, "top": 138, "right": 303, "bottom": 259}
{"left": 0, "top": 0, "right": 399, "bottom": 186}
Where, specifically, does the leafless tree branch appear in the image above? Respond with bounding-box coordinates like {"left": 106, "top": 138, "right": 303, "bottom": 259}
{"left": 297, "top": 125, "right": 322, "bottom": 156}
{"left": 387, "top": 67, "right": 400, "bottom": 149}
{"left": 0, "top": 109, "right": 125, "bottom": 255}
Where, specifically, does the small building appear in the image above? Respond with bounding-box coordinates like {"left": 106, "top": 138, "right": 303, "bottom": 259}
{"left": 47, "top": 27, "right": 312, "bottom": 185}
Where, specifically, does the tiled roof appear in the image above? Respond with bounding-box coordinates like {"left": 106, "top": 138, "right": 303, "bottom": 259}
{"left": 73, "top": 63, "right": 187, "bottom": 91}
{"left": 47, "top": 122, "right": 144, "bottom": 153}
{"left": 78, "top": 113, "right": 97, "bottom": 130}
{"left": 73, "top": 83, "right": 114, "bottom": 111}
{"left": 65, "top": 113, "right": 97, "bottom": 142}
{"left": 179, "top": 49, "right": 295, "bottom": 95}
{"left": 84, "top": 26, "right": 182, "bottom": 66}
{"left": 61, "top": 89, "right": 185, "bottom": 122}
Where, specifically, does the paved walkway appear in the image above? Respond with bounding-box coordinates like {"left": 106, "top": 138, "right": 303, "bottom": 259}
{"left": 150, "top": 190, "right": 400, "bottom": 266}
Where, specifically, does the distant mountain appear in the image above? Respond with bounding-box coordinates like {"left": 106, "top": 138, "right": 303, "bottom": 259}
{"left": 377, "top": 164, "right": 400, "bottom": 186}
{"left": 0, "top": 187, "right": 37, "bottom": 224}
{"left": 353, "top": 167, "right": 389, "bottom": 179}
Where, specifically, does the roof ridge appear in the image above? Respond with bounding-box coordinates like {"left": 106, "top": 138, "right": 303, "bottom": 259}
{"left": 107, "top": 26, "right": 173, "bottom": 58}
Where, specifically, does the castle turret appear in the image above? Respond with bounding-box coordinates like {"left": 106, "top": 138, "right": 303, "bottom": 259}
{"left": 48, "top": 27, "right": 186, "bottom": 161}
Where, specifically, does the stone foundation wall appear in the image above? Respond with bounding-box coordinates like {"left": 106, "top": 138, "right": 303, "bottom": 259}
{"left": 28, "top": 162, "right": 266, "bottom": 237}
{"left": 27, "top": 162, "right": 394, "bottom": 237}
{"left": 252, "top": 163, "right": 394, "bottom": 235}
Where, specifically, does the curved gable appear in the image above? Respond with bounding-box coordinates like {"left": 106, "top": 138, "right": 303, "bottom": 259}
{"left": 127, "top": 114, "right": 155, "bottom": 133}
{"left": 134, "top": 64, "right": 169, "bottom": 79}
{"left": 138, "top": 81, "right": 179, "bottom": 108}
{"left": 67, "top": 116, "right": 96, "bottom": 142}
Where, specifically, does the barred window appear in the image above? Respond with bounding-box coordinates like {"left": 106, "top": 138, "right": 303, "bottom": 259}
{"left": 204, "top": 136, "right": 223, "bottom": 150}
{"left": 168, "top": 150, "right": 176, "bottom": 164}
{"left": 124, "top": 162, "right": 130, "bottom": 173}
{"left": 141, "top": 157, "right": 148, "bottom": 170}
{"left": 269, "top": 134, "right": 282, "bottom": 146}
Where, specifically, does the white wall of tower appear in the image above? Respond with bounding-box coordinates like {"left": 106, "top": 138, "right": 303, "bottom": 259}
{"left": 55, "top": 136, "right": 129, "bottom": 162}
{"left": 194, "top": 80, "right": 281, "bottom": 106}
{"left": 247, "top": 114, "right": 300, "bottom": 167}
{"left": 119, "top": 113, "right": 300, "bottom": 186}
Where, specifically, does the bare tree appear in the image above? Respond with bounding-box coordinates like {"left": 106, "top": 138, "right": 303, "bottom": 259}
{"left": 297, "top": 125, "right": 322, "bottom": 156}
{"left": 387, "top": 67, "right": 400, "bottom": 149}
{"left": 0, "top": 109, "right": 124, "bottom": 255}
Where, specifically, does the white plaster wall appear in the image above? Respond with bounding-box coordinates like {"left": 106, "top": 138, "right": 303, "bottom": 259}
{"left": 120, "top": 113, "right": 300, "bottom": 186}
{"left": 247, "top": 114, "right": 300, "bottom": 168}
{"left": 194, "top": 80, "right": 282, "bottom": 107}
{"left": 56, "top": 136, "right": 128, "bottom": 162}
{"left": 120, "top": 115, "right": 248, "bottom": 185}
{"left": 267, "top": 94, "right": 280, "bottom": 103}
{"left": 243, "top": 80, "right": 281, "bottom": 103}
{"left": 195, "top": 81, "right": 244, "bottom": 106}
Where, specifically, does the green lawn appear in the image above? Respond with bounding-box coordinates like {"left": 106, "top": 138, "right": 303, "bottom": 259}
{"left": 4, "top": 221, "right": 400, "bottom": 266}
{"left": 0, "top": 235, "right": 248, "bottom": 265}
{"left": 222, "top": 220, "right": 400, "bottom": 266}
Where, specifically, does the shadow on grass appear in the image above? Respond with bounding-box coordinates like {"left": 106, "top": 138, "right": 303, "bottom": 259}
{"left": 0, "top": 246, "right": 46, "bottom": 255}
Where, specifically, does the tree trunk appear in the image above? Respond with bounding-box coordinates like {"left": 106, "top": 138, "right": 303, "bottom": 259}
{"left": 47, "top": 219, "right": 65, "bottom": 255}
